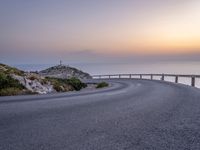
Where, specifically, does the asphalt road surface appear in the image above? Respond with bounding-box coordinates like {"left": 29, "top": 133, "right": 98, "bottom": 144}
{"left": 1, "top": 79, "right": 200, "bottom": 150}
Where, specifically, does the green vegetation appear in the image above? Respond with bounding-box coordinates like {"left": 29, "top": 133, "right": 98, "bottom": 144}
{"left": 0, "top": 63, "right": 88, "bottom": 96}
{"left": 66, "top": 77, "right": 87, "bottom": 91}
{"left": 45, "top": 77, "right": 87, "bottom": 92}
{"left": 0, "top": 72, "right": 25, "bottom": 96}
{"left": 0, "top": 87, "right": 23, "bottom": 96}
{"left": 40, "top": 78, "right": 48, "bottom": 85}
{"left": 0, "top": 63, "right": 24, "bottom": 76}
{"left": 96, "top": 82, "right": 109, "bottom": 88}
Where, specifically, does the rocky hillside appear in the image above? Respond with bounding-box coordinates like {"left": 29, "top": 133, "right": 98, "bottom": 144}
{"left": 0, "top": 63, "right": 87, "bottom": 96}
{"left": 39, "top": 65, "right": 92, "bottom": 79}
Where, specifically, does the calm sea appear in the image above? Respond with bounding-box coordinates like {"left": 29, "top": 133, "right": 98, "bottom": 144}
{"left": 15, "top": 61, "right": 200, "bottom": 88}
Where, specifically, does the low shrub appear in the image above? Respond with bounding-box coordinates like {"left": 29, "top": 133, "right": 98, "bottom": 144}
{"left": 45, "top": 77, "right": 86, "bottom": 92}
{"left": 0, "top": 72, "right": 25, "bottom": 96}
{"left": 41, "top": 78, "right": 49, "bottom": 85}
{"left": 53, "top": 81, "right": 64, "bottom": 92}
{"left": 96, "top": 82, "right": 109, "bottom": 88}
{"left": 0, "top": 64, "right": 24, "bottom": 76}
{"left": 67, "top": 77, "right": 87, "bottom": 91}
{"left": 0, "top": 87, "right": 22, "bottom": 96}
{"left": 0, "top": 73, "right": 24, "bottom": 89}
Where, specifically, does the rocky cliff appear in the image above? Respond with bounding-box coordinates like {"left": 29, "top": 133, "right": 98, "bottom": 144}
{"left": 0, "top": 63, "right": 88, "bottom": 96}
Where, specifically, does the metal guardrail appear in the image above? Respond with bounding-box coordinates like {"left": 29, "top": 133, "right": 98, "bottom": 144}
{"left": 92, "top": 74, "right": 200, "bottom": 87}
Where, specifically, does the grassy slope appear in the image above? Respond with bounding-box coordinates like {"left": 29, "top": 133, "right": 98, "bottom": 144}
{"left": 0, "top": 63, "right": 24, "bottom": 76}
{"left": 0, "top": 63, "right": 87, "bottom": 96}
{"left": 0, "top": 64, "right": 26, "bottom": 96}
{"left": 45, "top": 77, "right": 87, "bottom": 92}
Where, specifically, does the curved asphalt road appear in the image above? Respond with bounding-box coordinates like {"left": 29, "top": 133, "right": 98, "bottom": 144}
{"left": 1, "top": 79, "right": 200, "bottom": 150}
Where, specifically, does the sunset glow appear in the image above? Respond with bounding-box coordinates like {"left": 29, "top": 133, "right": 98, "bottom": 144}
{"left": 1, "top": 0, "right": 200, "bottom": 64}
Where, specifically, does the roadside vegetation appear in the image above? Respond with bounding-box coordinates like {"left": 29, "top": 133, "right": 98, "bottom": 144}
{"left": 0, "top": 63, "right": 88, "bottom": 96}
{"left": 0, "top": 63, "right": 24, "bottom": 76}
{"left": 45, "top": 77, "right": 87, "bottom": 92}
{"left": 0, "top": 72, "right": 25, "bottom": 96}
{"left": 96, "top": 82, "right": 109, "bottom": 88}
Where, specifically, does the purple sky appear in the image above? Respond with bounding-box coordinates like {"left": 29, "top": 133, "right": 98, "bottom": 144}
{"left": 0, "top": 0, "right": 200, "bottom": 65}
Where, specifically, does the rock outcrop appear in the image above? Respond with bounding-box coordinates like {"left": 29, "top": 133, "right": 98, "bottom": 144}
{"left": 11, "top": 74, "right": 54, "bottom": 94}
{"left": 0, "top": 63, "right": 89, "bottom": 96}
{"left": 39, "top": 65, "right": 92, "bottom": 79}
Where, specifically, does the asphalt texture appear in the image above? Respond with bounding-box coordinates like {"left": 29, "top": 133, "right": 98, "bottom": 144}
{"left": 1, "top": 79, "right": 200, "bottom": 150}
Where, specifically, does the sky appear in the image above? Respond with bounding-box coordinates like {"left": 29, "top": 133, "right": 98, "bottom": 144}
{"left": 0, "top": 0, "right": 200, "bottom": 64}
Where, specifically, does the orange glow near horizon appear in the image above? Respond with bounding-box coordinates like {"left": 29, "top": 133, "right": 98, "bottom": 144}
{"left": 1, "top": 0, "right": 200, "bottom": 57}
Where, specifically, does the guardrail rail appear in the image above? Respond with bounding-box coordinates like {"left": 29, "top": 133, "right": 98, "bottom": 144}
{"left": 92, "top": 74, "right": 200, "bottom": 87}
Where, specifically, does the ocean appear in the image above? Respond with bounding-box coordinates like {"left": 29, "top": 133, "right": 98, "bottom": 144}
{"left": 14, "top": 61, "right": 200, "bottom": 88}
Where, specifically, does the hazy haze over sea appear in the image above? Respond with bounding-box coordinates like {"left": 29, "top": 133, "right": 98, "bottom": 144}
{"left": 14, "top": 61, "right": 200, "bottom": 88}
{"left": 14, "top": 61, "right": 200, "bottom": 75}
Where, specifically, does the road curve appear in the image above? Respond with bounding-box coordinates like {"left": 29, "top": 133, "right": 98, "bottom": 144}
{"left": 1, "top": 79, "right": 200, "bottom": 150}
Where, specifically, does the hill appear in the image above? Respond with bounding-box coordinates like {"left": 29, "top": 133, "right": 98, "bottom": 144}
{"left": 39, "top": 65, "right": 92, "bottom": 79}
{"left": 0, "top": 63, "right": 88, "bottom": 96}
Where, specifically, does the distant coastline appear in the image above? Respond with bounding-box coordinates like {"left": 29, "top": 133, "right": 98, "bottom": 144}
{"left": 13, "top": 61, "right": 200, "bottom": 75}
{"left": 11, "top": 62, "right": 200, "bottom": 88}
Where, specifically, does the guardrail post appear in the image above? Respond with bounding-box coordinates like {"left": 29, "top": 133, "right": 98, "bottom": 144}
{"left": 151, "top": 74, "right": 153, "bottom": 80}
{"left": 161, "top": 74, "right": 164, "bottom": 81}
{"left": 93, "top": 74, "right": 198, "bottom": 88}
{"left": 175, "top": 76, "right": 178, "bottom": 83}
{"left": 191, "top": 77, "right": 195, "bottom": 87}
